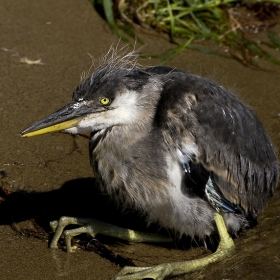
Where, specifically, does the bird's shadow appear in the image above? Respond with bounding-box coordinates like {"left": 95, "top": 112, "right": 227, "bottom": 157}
{"left": 0, "top": 177, "right": 157, "bottom": 231}
{"left": 0, "top": 177, "right": 215, "bottom": 265}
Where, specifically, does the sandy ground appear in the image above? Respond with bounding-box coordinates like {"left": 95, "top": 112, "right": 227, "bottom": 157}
{"left": 1, "top": 1, "right": 280, "bottom": 280}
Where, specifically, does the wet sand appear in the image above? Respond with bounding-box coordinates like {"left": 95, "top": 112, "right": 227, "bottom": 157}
{"left": 1, "top": 0, "right": 280, "bottom": 279}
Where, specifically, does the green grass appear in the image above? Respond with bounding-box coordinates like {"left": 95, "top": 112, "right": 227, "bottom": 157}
{"left": 90, "top": 0, "right": 280, "bottom": 67}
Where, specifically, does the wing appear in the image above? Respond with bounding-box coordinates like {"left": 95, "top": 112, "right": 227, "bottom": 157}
{"left": 155, "top": 70, "right": 278, "bottom": 215}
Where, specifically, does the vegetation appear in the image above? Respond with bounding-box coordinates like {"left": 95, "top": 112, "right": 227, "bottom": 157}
{"left": 91, "top": 0, "right": 280, "bottom": 67}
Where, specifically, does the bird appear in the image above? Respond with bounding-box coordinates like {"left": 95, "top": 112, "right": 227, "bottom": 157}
{"left": 21, "top": 46, "right": 279, "bottom": 280}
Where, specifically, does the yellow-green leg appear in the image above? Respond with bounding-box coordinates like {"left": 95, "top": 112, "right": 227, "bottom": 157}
{"left": 112, "top": 212, "right": 235, "bottom": 280}
{"left": 49, "top": 216, "right": 172, "bottom": 253}
{"left": 49, "top": 213, "right": 234, "bottom": 280}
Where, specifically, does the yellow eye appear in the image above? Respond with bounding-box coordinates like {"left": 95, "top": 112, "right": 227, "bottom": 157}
{"left": 100, "top": 97, "right": 111, "bottom": 105}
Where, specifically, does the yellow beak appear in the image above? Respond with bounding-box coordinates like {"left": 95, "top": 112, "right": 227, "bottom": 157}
{"left": 20, "top": 101, "right": 93, "bottom": 138}
{"left": 21, "top": 118, "right": 80, "bottom": 138}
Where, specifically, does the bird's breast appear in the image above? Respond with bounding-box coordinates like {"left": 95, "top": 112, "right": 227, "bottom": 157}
{"left": 89, "top": 127, "right": 171, "bottom": 208}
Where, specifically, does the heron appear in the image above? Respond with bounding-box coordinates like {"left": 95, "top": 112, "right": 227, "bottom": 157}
{"left": 21, "top": 47, "right": 278, "bottom": 280}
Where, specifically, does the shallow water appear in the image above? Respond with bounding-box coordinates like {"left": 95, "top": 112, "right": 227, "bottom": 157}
{"left": 0, "top": 1, "right": 280, "bottom": 280}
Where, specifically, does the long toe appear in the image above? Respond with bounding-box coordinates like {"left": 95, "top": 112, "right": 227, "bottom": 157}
{"left": 112, "top": 264, "right": 173, "bottom": 280}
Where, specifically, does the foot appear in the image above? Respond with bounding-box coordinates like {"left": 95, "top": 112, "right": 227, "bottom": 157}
{"left": 112, "top": 212, "right": 235, "bottom": 280}
{"left": 49, "top": 216, "right": 172, "bottom": 253}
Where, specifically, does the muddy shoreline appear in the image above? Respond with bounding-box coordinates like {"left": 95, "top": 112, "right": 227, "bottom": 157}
{"left": 1, "top": 1, "right": 280, "bottom": 279}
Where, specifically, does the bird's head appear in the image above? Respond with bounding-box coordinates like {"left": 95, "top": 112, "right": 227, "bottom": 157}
{"left": 21, "top": 59, "right": 164, "bottom": 138}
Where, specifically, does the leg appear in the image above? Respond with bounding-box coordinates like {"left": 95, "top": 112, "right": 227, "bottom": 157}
{"left": 112, "top": 212, "right": 235, "bottom": 280}
{"left": 49, "top": 216, "right": 172, "bottom": 252}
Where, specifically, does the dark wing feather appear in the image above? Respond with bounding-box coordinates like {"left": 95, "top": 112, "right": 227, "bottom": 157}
{"left": 194, "top": 77, "right": 278, "bottom": 214}
{"left": 154, "top": 70, "right": 278, "bottom": 215}
{"left": 182, "top": 161, "right": 209, "bottom": 198}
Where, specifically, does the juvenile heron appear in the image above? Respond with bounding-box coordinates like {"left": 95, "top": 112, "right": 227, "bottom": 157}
{"left": 21, "top": 48, "right": 278, "bottom": 280}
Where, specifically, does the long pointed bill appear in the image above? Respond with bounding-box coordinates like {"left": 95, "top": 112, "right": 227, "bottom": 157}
{"left": 21, "top": 101, "right": 95, "bottom": 138}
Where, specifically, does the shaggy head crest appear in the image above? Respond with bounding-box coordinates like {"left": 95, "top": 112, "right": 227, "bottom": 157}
{"left": 80, "top": 43, "right": 144, "bottom": 86}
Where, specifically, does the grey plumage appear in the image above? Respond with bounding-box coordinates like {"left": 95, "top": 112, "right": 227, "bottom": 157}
{"left": 21, "top": 48, "right": 279, "bottom": 241}
{"left": 69, "top": 52, "right": 278, "bottom": 239}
